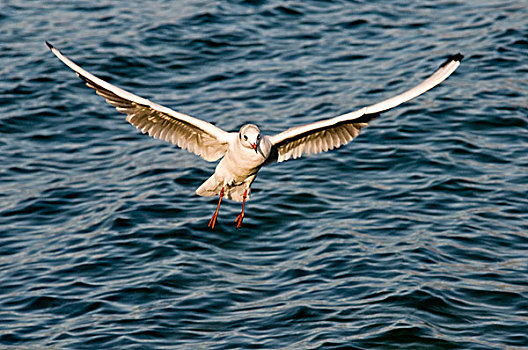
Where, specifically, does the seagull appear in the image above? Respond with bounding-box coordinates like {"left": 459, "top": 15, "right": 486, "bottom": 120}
{"left": 46, "top": 41, "right": 462, "bottom": 228}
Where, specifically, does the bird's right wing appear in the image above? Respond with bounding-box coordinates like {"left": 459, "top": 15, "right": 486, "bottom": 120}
{"left": 46, "top": 41, "right": 231, "bottom": 162}
{"left": 269, "top": 53, "right": 463, "bottom": 162}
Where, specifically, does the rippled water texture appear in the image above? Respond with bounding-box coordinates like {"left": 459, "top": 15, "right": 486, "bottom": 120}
{"left": 1, "top": 0, "right": 528, "bottom": 348}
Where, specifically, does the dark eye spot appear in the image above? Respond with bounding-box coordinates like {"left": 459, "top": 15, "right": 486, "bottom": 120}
{"left": 244, "top": 135, "right": 248, "bottom": 140}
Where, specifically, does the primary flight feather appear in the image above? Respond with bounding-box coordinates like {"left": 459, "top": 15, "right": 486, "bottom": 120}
{"left": 46, "top": 41, "right": 462, "bottom": 228}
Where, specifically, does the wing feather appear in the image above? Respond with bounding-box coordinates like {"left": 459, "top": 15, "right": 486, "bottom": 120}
{"left": 47, "top": 41, "right": 231, "bottom": 162}
{"left": 269, "top": 53, "right": 463, "bottom": 162}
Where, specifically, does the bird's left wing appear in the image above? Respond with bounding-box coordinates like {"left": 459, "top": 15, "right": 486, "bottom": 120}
{"left": 46, "top": 41, "right": 231, "bottom": 162}
{"left": 269, "top": 53, "right": 463, "bottom": 162}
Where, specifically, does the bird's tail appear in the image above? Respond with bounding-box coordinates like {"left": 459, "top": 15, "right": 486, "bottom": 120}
{"left": 195, "top": 175, "right": 251, "bottom": 202}
{"left": 195, "top": 174, "right": 223, "bottom": 197}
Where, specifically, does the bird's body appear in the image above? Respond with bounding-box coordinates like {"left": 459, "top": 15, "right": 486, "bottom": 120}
{"left": 46, "top": 41, "right": 462, "bottom": 228}
{"left": 196, "top": 126, "right": 270, "bottom": 201}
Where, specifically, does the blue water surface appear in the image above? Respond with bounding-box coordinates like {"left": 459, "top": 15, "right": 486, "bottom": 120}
{"left": 1, "top": 0, "right": 527, "bottom": 348}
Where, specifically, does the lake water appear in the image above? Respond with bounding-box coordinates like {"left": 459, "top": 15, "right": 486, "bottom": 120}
{"left": 1, "top": 0, "right": 527, "bottom": 348}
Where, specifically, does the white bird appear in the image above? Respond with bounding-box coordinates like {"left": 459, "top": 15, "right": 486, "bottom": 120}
{"left": 46, "top": 41, "right": 462, "bottom": 228}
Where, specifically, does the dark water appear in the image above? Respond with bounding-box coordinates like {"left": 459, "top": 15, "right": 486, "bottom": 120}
{"left": 1, "top": 0, "right": 528, "bottom": 348}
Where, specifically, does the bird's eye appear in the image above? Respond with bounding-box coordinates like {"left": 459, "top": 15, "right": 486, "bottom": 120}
{"left": 244, "top": 135, "right": 248, "bottom": 140}
{"left": 257, "top": 135, "right": 261, "bottom": 140}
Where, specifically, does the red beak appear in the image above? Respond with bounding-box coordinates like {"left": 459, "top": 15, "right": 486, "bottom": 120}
{"left": 251, "top": 143, "right": 257, "bottom": 152}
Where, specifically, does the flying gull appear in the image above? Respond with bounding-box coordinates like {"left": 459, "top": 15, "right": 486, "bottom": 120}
{"left": 46, "top": 41, "right": 462, "bottom": 228}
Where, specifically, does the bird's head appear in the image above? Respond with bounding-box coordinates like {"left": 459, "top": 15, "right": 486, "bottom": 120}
{"left": 239, "top": 124, "right": 261, "bottom": 152}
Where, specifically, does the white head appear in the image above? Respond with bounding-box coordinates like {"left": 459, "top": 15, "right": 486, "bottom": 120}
{"left": 239, "top": 124, "right": 261, "bottom": 152}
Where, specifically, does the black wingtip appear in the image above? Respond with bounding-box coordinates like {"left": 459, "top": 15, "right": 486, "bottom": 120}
{"left": 449, "top": 53, "right": 464, "bottom": 62}
{"left": 440, "top": 53, "right": 464, "bottom": 68}
{"left": 45, "top": 41, "right": 54, "bottom": 50}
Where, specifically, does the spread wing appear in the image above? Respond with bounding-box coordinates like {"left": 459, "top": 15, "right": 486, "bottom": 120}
{"left": 46, "top": 41, "right": 231, "bottom": 162}
{"left": 269, "top": 53, "right": 463, "bottom": 162}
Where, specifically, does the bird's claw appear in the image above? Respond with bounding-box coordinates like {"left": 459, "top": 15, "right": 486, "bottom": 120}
{"left": 235, "top": 213, "right": 244, "bottom": 229}
{"left": 208, "top": 214, "right": 218, "bottom": 229}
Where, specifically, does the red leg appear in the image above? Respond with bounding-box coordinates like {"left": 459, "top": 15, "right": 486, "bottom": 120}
{"left": 208, "top": 187, "right": 224, "bottom": 229}
{"left": 235, "top": 189, "right": 248, "bottom": 229}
